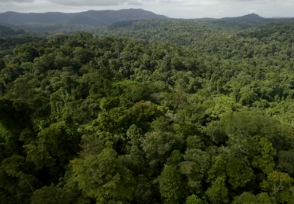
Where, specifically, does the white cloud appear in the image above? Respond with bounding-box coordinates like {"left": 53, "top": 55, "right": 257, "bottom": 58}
{"left": 47, "top": 0, "right": 143, "bottom": 6}
{"left": 0, "top": 0, "right": 34, "bottom": 2}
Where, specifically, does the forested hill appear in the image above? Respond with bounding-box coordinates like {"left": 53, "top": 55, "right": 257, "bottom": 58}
{"left": 0, "top": 25, "right": 38, "bottom": 56}
{"left": 0, "top": 16, "right": 294, "bottom": 203}
{"left": 0, "top": 25, "right": 19, "bottom": 36}
{"left": 1, "top": 10, "right": 294, "bottom": 34}
{"left": 0, "top": 9, "right": 167, "bottom": 32}
{"left": 99, "top": 15, "right": 294, "bottom": 44}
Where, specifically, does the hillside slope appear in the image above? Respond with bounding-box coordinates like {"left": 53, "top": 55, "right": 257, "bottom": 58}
{"left": 0, "top": 9, "right": 168, "bottom": 32}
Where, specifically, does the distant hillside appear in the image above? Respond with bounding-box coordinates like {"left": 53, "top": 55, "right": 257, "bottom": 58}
{"left": 0, "top": 24, "right": 25, "bottom": 37}
{"left": 217, "top": 13, "right": 294, "bottom": 29}
{"left": 236, "top": 13, "right": 264, "bottom": 20}
{"left": 97, "top": 14, "right": 294, "bottom": 46}
{"left": 0, "top": 9, "right": 168, "bottom": 32}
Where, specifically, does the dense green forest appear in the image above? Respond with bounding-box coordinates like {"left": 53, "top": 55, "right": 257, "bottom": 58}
{"left": 0, "top": 18, "right": 294, "bottom": 203}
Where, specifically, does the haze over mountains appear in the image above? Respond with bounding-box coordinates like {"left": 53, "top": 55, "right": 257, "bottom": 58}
{"left": 0, "top": 9, "right": 167, "bottom": 31}
{"left": 0, "top": 9, "right": 293, "bottom": 33}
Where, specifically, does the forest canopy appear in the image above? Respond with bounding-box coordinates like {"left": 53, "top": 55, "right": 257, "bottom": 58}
{"left": 0, "top": 18, "right": 294, "bottom": 203}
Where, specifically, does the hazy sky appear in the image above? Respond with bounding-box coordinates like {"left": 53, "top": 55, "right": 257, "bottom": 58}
{"left": 0, "top": 0, "right": 293, "bottom": 18}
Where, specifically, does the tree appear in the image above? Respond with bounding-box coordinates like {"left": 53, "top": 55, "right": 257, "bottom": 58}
{"left": 251, "top": 136, "right": 276, "bottom": 174}
{"left": 0, "top": 155, "right": 40, "bottom": 204}
{"left": 30, "top": 185, "right": 71, "bottom": 204}
{"left": 158, "top": 164, "right": 187, "bottom": 203}
{"left": 226, "top": 156, "right": 255, "bottom": 190}
{"left": 277, "top": 150, "right": 294, "bottom": 177}
{"left": 13, "top": 43, "right": 39, "bottom": 63}
{"left": 142, "top": 131, "right": 182, "bottom": 173}
{"left": 205, "top": 176, "right": 229, "bottom": 204}
{"left": 179, "top": 148, "right": 211, "bottom": 194}
{"left": 185, "top": 194, "right": 203, "bottom": 204}
{"left": 0, "top": 99, "right": 32, "bottom": 156}
{"left": 232, "top": 192, "right": 257, "bottom": 204}
{"left": 232, "top": 192, "right": 274, "bottom": 204}
{"left": 24, "top": 121, "right": 80, "bottom": 184}
{"left": 261, "top": 170, "right": 294, "bottom": 203}
{"left": 70, "top": 148, "right": 135, "bottom": 203}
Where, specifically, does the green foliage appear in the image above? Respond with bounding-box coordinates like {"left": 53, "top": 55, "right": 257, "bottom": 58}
{"left": 158, "top": 164, "right": 187, "bottom": 203}
{"left": 179, "top": 148, "right": 210, "bottom": 194}
{"left": 251, "top": 136, "right": 276, "bottom": 174}
{"left": 226, "top": 157, "right": 255, "bottom": 189}
{"left": 261, "top": 170, "right": 294, "bottom": 203}
{"left": 143, "top": 131, "right": 182, "bottom": 170}
{"left": 0, "top": 155, "right": 40, "bottom": 203}
{"left": 232, "top": 192, "right": 274, "bottom": 204}
{"left": 24, "top": 121, "right": 80, "bottom": 184}
{"left": 277, "top": 150, "right": 294, "bottom": 176}
{"left": 185, "top": 194, "right": 203, "bottom": 204}
{"left": 70, "top": 148, "right": 135, "bottom": 203}
{"left": 0, "top": 19, "right": 294, "bottom": 203}
{"left": 205, "top": 176, "right": 229, "bottom": 203}
{"left": 30, "top": 185, "right": 71, "bottom": 204}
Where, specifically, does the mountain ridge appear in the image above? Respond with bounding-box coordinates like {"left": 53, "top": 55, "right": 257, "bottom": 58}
{"left": 237, "top": 13, "right": 263, "bottom": 20}
{"left": 222, "top": 13, "right": 264, "bottom": 20}
{"left": 1, "top": 9, "right": 293, "bottom": 33}
{"left": 0, "top": 9, "right": 168, "bottom": 31}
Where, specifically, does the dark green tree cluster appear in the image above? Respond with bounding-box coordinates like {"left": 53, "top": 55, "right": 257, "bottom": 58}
{"left": 0, "top": 19, "right": 294, "bottom": 203}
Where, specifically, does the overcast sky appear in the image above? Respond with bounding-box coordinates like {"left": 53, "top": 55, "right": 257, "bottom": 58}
{"left": 0, "top": 0, "right": 293, "bottom": 18}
